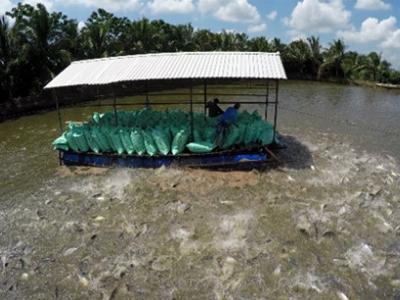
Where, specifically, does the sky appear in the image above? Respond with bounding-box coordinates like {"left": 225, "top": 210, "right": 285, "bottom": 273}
{"left": 1, "top": 0, "right": 399, "bottom": 68}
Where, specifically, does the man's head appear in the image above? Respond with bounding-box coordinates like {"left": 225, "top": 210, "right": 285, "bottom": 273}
{"left": 213, "top": 98, "right": 220, "bottom": 104}
{"left": 234, "top": 103, "right": 241, "bottom": 110}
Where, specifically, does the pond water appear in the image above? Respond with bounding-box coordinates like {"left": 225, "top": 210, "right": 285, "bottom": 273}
{"left": 0, "top": 81, "right": 399, "bottom": 299}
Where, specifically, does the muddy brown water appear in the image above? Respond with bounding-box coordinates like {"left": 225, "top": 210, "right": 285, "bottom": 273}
{"left": 1, "top": 81, "right": 400, "bottom": 299}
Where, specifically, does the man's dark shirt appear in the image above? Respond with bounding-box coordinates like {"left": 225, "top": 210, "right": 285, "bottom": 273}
{"left": 206, "top": 101, "right": 224, "bottom": 117}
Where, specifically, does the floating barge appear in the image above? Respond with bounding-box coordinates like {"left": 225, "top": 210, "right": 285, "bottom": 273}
{"left": 45, "top": 52, "right": 287, "bottom": 168}
{"left": 59, "top": 147, "right": 275, "bottom": 169}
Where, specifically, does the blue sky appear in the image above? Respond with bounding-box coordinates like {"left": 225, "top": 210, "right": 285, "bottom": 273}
{"left": 1, "top": 0, "right": 399, "bottom": 67}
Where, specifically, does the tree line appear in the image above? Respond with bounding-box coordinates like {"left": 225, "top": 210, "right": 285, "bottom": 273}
{"left": 1, "top": 3, "right": 399, "bottom": 105}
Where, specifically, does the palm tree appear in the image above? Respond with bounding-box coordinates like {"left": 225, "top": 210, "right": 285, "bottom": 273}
{"left": 81, "top": 9, "right": 122, "bottom": 58}
{"left": 247, "top": 36, "right": 271, "bottom": 52}
{"left": 0, "top": 16, "right": 15, "bottom": 102}
{"left": 365, "top": 52, "right": 382, "bottom": 82}
{"left": 171, "top": 24, "right": 196, "bottom": 51}
{"left": 7, "top": 3, "right": 74, "bottom": 93}
{"left": 307, "top": 36, "right": 323, "bottom": 79}
{"left": 342, "top": 51, "right": 365, "bottom": 80}
{"left": 193, "top": 29, "right": 215, "bottom": 51}
{"left": 318, "top": 39, "right": 347, "bottom": 81}
{"left": 270, "top": 38, "right": 286, "bottom": 53}
{"left": 285, "top": 39, "right": 312, "bottom": 78}
{"left": 130, "top": 18, "right": 159, "bottom": 53}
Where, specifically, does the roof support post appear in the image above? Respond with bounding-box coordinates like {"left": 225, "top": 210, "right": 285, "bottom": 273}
{"left": 273, "top": 80, "right": 279, "bottom": 141}
{"left": 52, "top": 89, "right": 63, "bottom": 134}
{"left": 189, "top": 82, "right": 194, "bottom": 142}
{"left": 203, "top": 81, "right": 207, "bottom": 117}
{"left": 265, "top": 80, "right": 269, "bottom": 121}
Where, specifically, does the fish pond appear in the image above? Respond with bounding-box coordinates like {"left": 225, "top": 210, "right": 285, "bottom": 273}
{"left": 0, "top": 81, "right": 399, "bottom": 299}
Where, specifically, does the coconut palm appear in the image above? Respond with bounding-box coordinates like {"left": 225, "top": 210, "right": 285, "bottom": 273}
{"left": 318, "top": 39, "right": 347, "bottom": 80}
{"left": 307, "top": 36, "right": 323, "bottom": 79}
{"left": 0, "top": 16, "right": 16, "bottom": 102}
{"left": 8, "top": 3, "right": 74, "bottom": 94}
{"left": 247, "top": 36, "right": 271, "bottom": 52}
{"left": 285, "top": 39, "right": 313, "bottom": 78}
{"left": 365, "top": 52, "right": 382, "bottom": 82}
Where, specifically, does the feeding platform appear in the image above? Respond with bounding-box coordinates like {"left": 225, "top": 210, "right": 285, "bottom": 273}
{"left": 45, "top": 52, "right": 287, "bottom": 168}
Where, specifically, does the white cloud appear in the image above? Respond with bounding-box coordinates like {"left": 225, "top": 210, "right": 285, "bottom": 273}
{"left": 247, "top": 23, "right": 266, "bottom": 33}
{"left": 381, "top": 29, "right": 400, "bottom": 49}
{"left": 148, "top": 0, "right": 194, "bottom": 14}
{"left": 286, "top": 0, "right": 351, "bottom": 35}
{"left": 61, "top": 0, "right": 141, "bottom": 12}
{"left": 338, "top": 16, "right": 396, "bottom": 43}
{"left": 0, "top": 0, "right": 12, "bottom": 14}
{"left": 267, "top": 10, "right": 277, "bottom": 21}
{"left": 338, "top": 16, "right": 400, "bottom": 68}
{"left": 198, "top": 0, "right": 261, "bottom": 24}
{"left": 78, "top": 20, "right": 85, "bottom": 31}
{"left": 355, "top": 0, "right": 390, "bottom": 10}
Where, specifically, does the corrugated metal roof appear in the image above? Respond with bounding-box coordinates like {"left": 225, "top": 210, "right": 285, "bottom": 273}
{"left": 45, "top": 52, "right": 287, "bottom": 89}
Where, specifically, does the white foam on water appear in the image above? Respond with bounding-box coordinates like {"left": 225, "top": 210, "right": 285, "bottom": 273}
{"left": 68, "top": 169, "right": 135, "bottom": 199}
{"left": 345, "top": 243, "right": 386, "bottom": 278}
{"left": 215, "top": 211, "right": 253, "bottom": 251}
{"left": 102, "top": 169, "right": 133, "bottom": 199}
{"left": 291, "top": 271, "right": 326, "bottom": 293}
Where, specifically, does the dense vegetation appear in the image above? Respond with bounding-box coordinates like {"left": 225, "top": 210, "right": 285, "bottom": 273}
{"left": 1, "top": 3, "right": 400, "bottom": 105}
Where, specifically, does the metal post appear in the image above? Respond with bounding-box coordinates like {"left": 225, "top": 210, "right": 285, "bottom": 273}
{"left": 53, "top": 89, "right": 63, "bottom": 133}
{"left": 190, "top": 83, "right": 194, "bottom": 142}
{"left": 203, "top": 81, "right": 207, "bottom": 116}
{"left": 265, "top": 80, "right": 269, "bottom": 121}
{"left": 273, "top": 80, "right": 279, "bottom": 140}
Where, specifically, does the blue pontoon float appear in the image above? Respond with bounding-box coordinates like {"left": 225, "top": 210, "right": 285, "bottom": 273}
{"left": 45, "top": 52, "right": 287, "bottom": 168}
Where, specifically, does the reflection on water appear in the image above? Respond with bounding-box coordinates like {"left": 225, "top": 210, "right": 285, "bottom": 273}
{"left": 0, "top": 81, "right": 399, "bottom": 298}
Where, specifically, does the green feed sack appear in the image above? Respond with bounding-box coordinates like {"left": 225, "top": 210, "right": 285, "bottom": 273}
{"left": 92, "top": 112, "right": 101, "bottom": 124}
{"left": 243, "top": 124, "right": 254, "bottom": 145}
{"left": 92, "top": 127, "right": 111, "bottom": 152}
{"left": 83, "top": 127, "right": 100, "bottom": 153}
{"left": 119, "top": 128, "right": 135, "bottom": 155}
{"left": 203, "top": 127, "right": 217, "bottom": 143}
{"left": 101, "top": 126, "right": 117, "bottom": 151}
{"left": 167, "top": 109, "right": 187, "bottom": 125}
{"left": 169, "top": 125, "right": 182, "bottom": 137}
{"left": 237, "top": 111, "right": 252, "bottom": 124}
{"left": 67, "top": 121, "right": 78, "bottom": 130}
{"left": 130, "top": 129, "right": 146, "bottom": 155}
{"left": 243, "top": 121, "right": 263, "bottom": 145}
{"left": 142, "top": 130, "right": 158, "bottom": 156}
{"left": 72, "top": 131, "right": 89, "bottom": 152}
{"left": 206, "top": 116, "right": 219, "bottom": 127}
{"left": 109, "top": 129, "right": 124, "bottom": 155}
{"left": 258, "top": 127, "right": 274, "bottom": 145}
{"left": 186, "top": 141, "right": 215, "bottom": 153}
{"left": 54, "top": 143, "right": 69, "bottom": 151}
{"left": 52, "top": 134, "right": 69, "bottom": 151}
{"left": 172, "top": 129, "right": 189, "bottom": 155}
{"left": 193, "top": 129, "right": 203, "bottom": 143}
{"left": 251, "top": 110, "right": 262, "bottom": 120}
{"left": 65, "top": 131, "right": 80, "bottom": 152}
{"left": 236, "top": 123, "right": 247, "bottom": 145}
{"left": 152, "top": 127, "right": 171, "bottom": 155}
{"left": 222, "top": 125, "right": 241, "bottom": 149}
